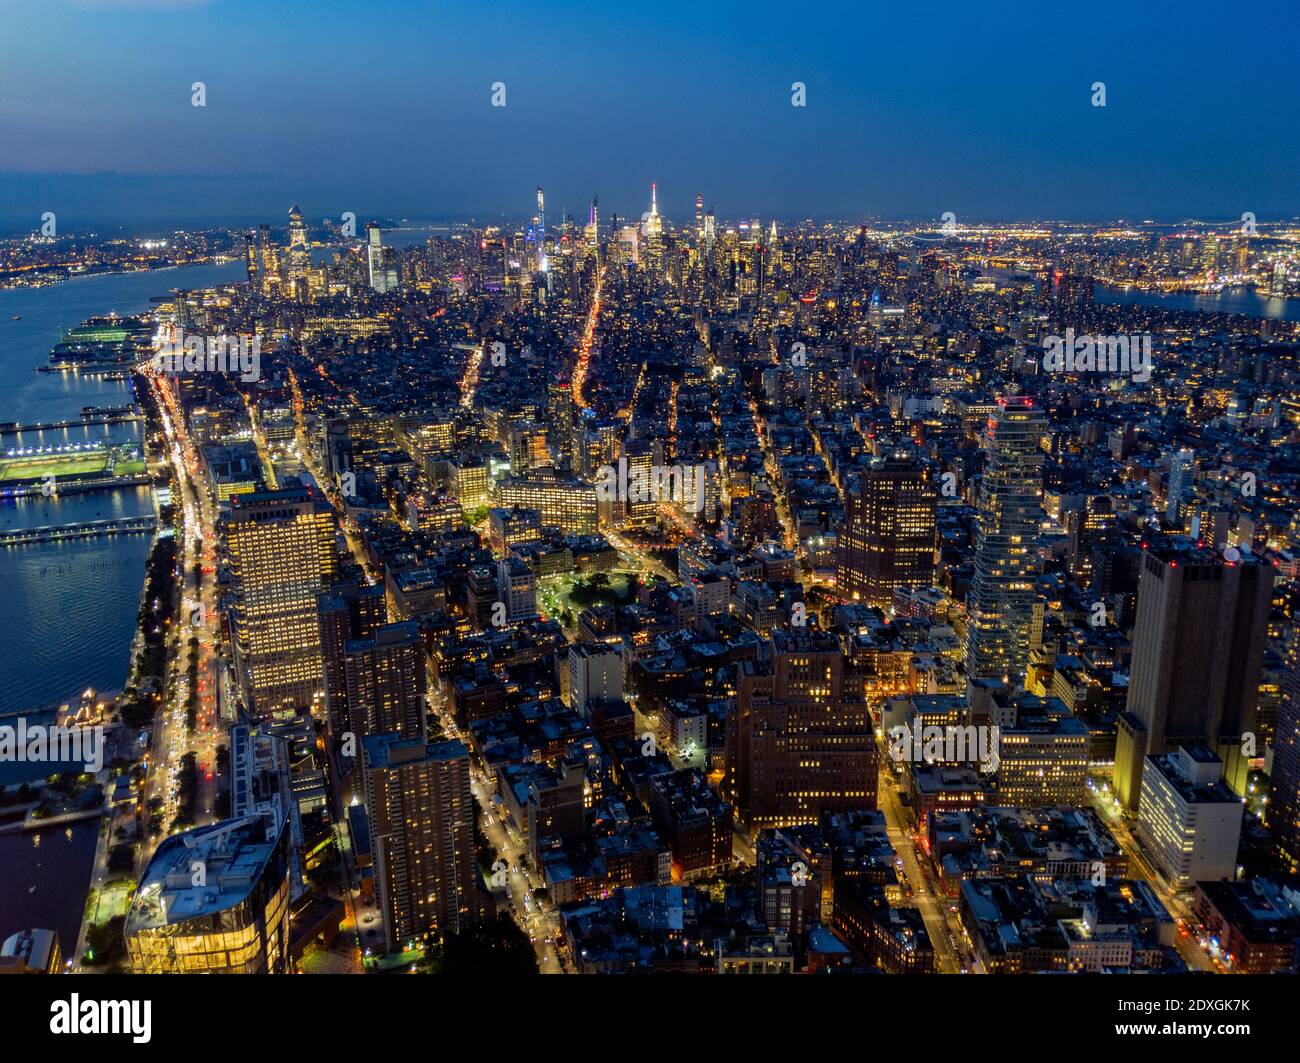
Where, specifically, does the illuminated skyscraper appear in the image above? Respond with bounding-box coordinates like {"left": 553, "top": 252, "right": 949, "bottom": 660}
{"left": 836, "top": 454, "right": 935, "bottom": 607}
{"left": 585, "top": 195, "right": 599, "bottom": 255}
{"left": 244, "top": 229, "right": 259, "bottom": 289}
{"left": 344, "top": 622, "right": 428, "bottom": 740}
{"left": 318, "top": 580, "right": 387, "bottom": 740}
{"left": 535, "top": 186, "right": 547, "bottom": 274}
{"left": 227, "top": 485, "right": 336, "bottom": 716}
{"left": 730, "top": 628, "right": 877, "bottom": 829}
{"left": 643, "top": 183, "right": 665, "bottom": 276}
{"left": 1269, "top": 628, "right": 1300, "bottom": 867}
{"left": 965, "top": 397, "right": 1045, "bottom": 684}
{"left": 257, "top": 223, "right": 279, "bottom": 295}
{"left": 362, "top": 735, "right": 477, "bottom": 950}
{"left": 286, "top": 204, "right": 310, "bottom": 296}
{"left": 497, "top": 557, "right": 538, "bottom": 623}
{"left": 643, "top": 183, "right": 663, "bottom": 238}
{"left": 366, "top": 222, "right": 398, "bottom": 294}
{"left": 125, "top": 815, "right": 292, "bottom": 974}
{"left": 1165, "top": 448, "right": 1196, "bottom": 526}
{"left": 1114, "top": 543, "right": 1274, "bottom": 811}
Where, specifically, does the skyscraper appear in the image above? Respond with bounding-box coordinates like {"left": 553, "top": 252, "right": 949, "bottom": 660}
{"left": 318, "top": 579, "right": 388, "bottom": 740}
{"left": 256, "top": 223, "right": 279, "bottom": 295}
{"left": 496, "top": 557, "right": 538, "bottom": 624}
{"left": 227, "top": 485, "right": 336, "bottom": 716}
{"left": 535, "top": 186, "right": 547, "bottom": 275}
{"left": 244, "top": 229, "right": 259, "bottom": 289}
{"left": 343, "top": 621, "right": 428, "bottom": 740}
{"left": 125, "top": 815, "right": 292, "bottom": 974}
{"left": 286, "top": 204, "right": 310, "bottom": 296}
{"left": 362, "top": 734, "right": 477, "bottom": 950}
{"left": 1165, "top": 449, "right": 1196, "bottom": 527}
{"left": 836, "top": 453, "right": 936, "bottom": 607}
{"left": 1114, "top": 542, "right": 1274, "bottom": 810}
{"left": 568, "top": 642, "right": 623, "bottom": 717}
{"left": 965, "top": 397, "right": 1046, "bottom": 684}
{"left": 365, "top": 222, "right": 399, "bottom": 293}
{"left": 1268, "top": 627, "right": 1300, "bottom": 867}
{"left": 730, "top": 628, "right": 877, "bottom": 829}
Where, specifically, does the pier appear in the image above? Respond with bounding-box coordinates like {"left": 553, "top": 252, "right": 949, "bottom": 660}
{"left": 0, "top": 515, "right": 158, "bottom": 546}
{"left": 0, "top": 411, "right": 141, "bottom": 433}
{"left": 0, "top": 473, "right": 152, "bottom": 499}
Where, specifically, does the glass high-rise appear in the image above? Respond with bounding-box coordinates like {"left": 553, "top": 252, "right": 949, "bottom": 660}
{"left": 125, "top": 815, "right": 292, "bottom": 974}
{"left": 965, "top": 397, "right": 1045, "bottom": 684}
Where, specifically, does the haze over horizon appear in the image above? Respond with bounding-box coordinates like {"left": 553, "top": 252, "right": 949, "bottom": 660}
{"left": 2, "top": 0, "right": 1297, "bottom": 229}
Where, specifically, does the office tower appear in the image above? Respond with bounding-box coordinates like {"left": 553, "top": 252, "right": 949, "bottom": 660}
{"left": 366, "top": 222, "right": 398, "bottom": 293}
{"left": 478, "top": 235, "right": 506, "bottom": 292}
{"left": 1201, "top": 235, "right": 1220, "bottom": 275}
{"left": 1045, "top": 271, "right": 1093, "bottom": 310}
{"left": 1135, "top": 746, "right": 1243, "bottom": 888}
{"left": 508, "top": 421, "right": 549, "bottom": 474}
{"left": 343, "top": 621, "right": 428, "bottom": 740}
{"left": 1066, "top": 495, "right": 1117, "bottom": 588}
{"left": 1114, "top": 543, "right": 1274, "bottom": 810}
{"left": 488, "top": 505, "right": 543, "bottom": 556}
{"left": 450, "top": 458, "right": 490, "bottom": 509}
{"left": 836, "top": 453, "right": 936, "bottom": 607}
{"left": 1165, "top": 449, "right": 1196, "bottom": 526}
{"left": 362, "top": 735, "right": 476, "bottom": 950}
{"left": 996, "top": 712, "right": 1090, "bottom": 806}
{"left": 621, "top": 442, "right": 659, "bottom": 529}
{"left": 496, "top": 470, "right": 598, "bottom": 534}
{"left": 731, "top": 628, "right": 877, "bottom": 829}
{"left": 546, "top": 380, "right": 574, "bottom": 463}
{"left": 674, "top": 460, "right": 719, "bottom": 526}
{"left": 568, "top": 642, "right": 623, "bottom": 717}
{"left": 535, "top": 186, "right": 547, "bottom": 274}
{"left": 497, "top": 557, "right": 538, "bottom": 623}
{"left": 227, "top": 486, "right": 336, "bottom": 716}
{"left": 286, "top": 204, "right": 310, "bottom": 296}
{"left": 643, "top": 183, "right": 664, "bottom": 276}
{"left": 257, "top": 223, "right": 279, "bottom": 294}
{"left": 243, "top": 229, "right": 260, "bottom": 289}
{"left": 965, "top": 397, "right": 1046, "bottom": 684}
{"left": 318, "top": 580, "right": 388, "bottom": 739}
{"left": 730, "top": 489, "right": 780, "bottom": 549}
{"left": 575, "top": 419, "right": 621, "bottom": 480}
{"left": 585, "top": 195, "right": 599, "bottom": 254}
{"left": 526, "top": 758, "right": 586, "bottom": 863}
{"left": 125, "top": 815, "right": 292, "bottom": 973}
{"left": 1269, "top": 628, "right": 1300, "bottom": 867}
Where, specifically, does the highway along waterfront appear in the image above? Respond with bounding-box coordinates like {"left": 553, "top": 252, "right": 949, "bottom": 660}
{"left": 0, "top": 260, "right": 241, "bottom": 958}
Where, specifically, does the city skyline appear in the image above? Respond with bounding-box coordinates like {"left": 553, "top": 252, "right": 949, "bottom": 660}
{"left": 2, "top": 3, "right": 1300, "bottom": 1033}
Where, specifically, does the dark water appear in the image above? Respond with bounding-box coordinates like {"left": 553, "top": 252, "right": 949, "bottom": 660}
{"left": 0, "top": 262, "right": 241, "bottom": 956}
{"left": 0, "top": 262, "right": 242, "bottom": 715}
{"left": 0, "top": 707, "right": 95, "bottom": 787}
{"left": 0, "top": 822, "right": 99, "bottom": 960}
{"left": 1096, "top": 283, "right": 1300, "bottom": 321}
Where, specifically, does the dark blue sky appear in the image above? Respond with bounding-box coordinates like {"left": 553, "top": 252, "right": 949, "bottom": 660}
{"left": 2, "top": 0, "right": 1297, "bottom": 229}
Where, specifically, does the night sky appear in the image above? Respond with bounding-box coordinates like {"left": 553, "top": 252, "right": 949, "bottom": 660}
{"left": 2, "top": 0, "right": 1297, "bottom": 229}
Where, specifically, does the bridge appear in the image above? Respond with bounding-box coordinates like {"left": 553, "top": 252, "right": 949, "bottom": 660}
{"left": 0, "top": 515, "right": 158, "bottom": 546}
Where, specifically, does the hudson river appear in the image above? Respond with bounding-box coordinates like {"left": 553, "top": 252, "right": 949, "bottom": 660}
{"left": 0, "top": 260, "right": 241, "bottom": 957}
